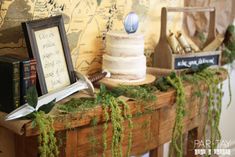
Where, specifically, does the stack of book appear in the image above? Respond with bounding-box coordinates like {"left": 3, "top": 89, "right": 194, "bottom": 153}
{"left": 0, "top": 55, "right": 37, "bottom": 113}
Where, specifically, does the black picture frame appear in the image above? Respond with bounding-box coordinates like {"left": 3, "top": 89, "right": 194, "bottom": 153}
{"left": 22, "top": 15, "right": 76, "bottom": 95}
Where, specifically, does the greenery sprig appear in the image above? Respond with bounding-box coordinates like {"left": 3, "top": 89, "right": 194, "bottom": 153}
{"left": 96, "top": 84, "right": 133, "bottom": 157}
{"left": 56, "top": 66, "right": 229, "bottom": 157}
{"left": 26, "top": 86, "right": 58, "bottom": 157}
{"left": 111, "top": 85, "right": 157, "bottom": 103}
{"left": 59, "top": 84, "right": 136, "bottom": 157}
{"left": 183, "top": 67, "right": 229, "bottom": 156}
{"left": 32, "top": 111, "right": 59, "bottom": 157}
{"left": 166, "top": 73, "right": 186, "bottom": 157}
{"left": 194, "top": 69, "right": 223, "bottom": 155}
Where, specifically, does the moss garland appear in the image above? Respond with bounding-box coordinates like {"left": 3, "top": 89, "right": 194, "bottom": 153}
{"left": 57, "top": 68, "right": 229, "bottom": 157}
{"left": 182, "top": 68, "right": 227, "bottom": 156}
{"left": 32, "top": 111, "right": 59, "bottom": 157}
{"left": 111, "top": 85, "right": 157, "bottom": 103}
{"left": 97, "top": 84, "right": 134, "bottom": 157}
{"left": 58, "top": 83, "right": 158, "bottom": 157}
{"left": 166, "top": 73, "right": 186, "bottom": 157}
{"left": 120, "top": 98, "right": 133, "bottom": 157}
{"left": 109, "top": 96, "right": 124, "bottom": 157}
{"left": 194, "top": 69, "right": 223, "bottom": 155}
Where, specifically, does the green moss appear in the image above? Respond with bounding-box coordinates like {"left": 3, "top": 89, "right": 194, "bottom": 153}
{"left": 111, "top": 85, "right": 157, "bottom": 103}
{"left": 58, "top": 98, "right": 97, "bottom": 113}
{"left": 194, "top": 69, "right": 223, "bottom": 155}
{"left": 97, "top": 85, "right": 124, "bottom": 157}
{"left": 166, "top": 73, "right": 186, "bottom": 157}
{"left": 32, "top": 111, "right": 59, "bottom": 157}
{"left": 96, "top": 84, "right": 134, "bottom": 157}
{"left": 120, "top": 99, "right": 133, "bottom": 157}
{"left": 183, "top": 68, "right": 228, "bottom": 156}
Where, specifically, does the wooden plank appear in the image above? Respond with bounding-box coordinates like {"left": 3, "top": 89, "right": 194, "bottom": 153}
{"left": 14, "top": 134, "right": 25, "bottom": 157}
{"left": 66, "top": 129, "right": 78, "bottom": 157}
{"left": 166, "top": 7, "right": 215, "bottom": 12}
{"left": 15, "top": 135, "right": 38, "bottom": 157}
{"left": 73, "top": 111, "right": 159, "bottom": 157}
{"left": 173, "top": 51, "right": 221, "bottom": 58}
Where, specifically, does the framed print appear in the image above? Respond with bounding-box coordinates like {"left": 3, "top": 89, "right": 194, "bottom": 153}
{"left": 22, "top": 15, "right": 76, "bottom": 95}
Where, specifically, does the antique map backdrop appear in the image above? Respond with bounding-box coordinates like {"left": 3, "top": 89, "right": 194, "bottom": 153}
{"left": 0, "top": 0, "right": 184, "bottom": 74}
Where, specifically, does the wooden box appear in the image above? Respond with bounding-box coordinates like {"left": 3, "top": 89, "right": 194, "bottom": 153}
{"left": 152, "top": 7, "right": 221, "bottom": 69}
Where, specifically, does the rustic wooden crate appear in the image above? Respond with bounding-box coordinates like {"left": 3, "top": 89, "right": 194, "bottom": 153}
{"left": 152, "top": 7, "right": 221, "bottom": 69}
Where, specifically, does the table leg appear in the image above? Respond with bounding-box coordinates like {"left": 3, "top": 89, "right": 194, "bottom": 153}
{"left": 186, "top": 128, "right": 198, "bottom": 157}
{"left": 149, "top": 145, "right": 164, "bottom": 157}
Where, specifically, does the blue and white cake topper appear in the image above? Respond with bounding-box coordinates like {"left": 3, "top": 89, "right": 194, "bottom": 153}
{"left": 124, "top": 12, "right": 139, "bottom": 34}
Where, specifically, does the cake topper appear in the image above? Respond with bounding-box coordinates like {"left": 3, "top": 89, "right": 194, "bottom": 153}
{"left": 124, "top": 12, "right": 139, "bottom": 34}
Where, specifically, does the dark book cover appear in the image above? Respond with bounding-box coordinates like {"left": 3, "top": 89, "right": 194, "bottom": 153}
{"left": 20, "top": 60, "right": 31, "bottom": 105}
{"left": 1, "top": 55, "right": 37, "bottom": 106}
{"left": 0, "top": 56, "right": 20, "bottom": 113}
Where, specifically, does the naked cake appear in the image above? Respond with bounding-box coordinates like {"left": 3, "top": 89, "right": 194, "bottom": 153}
{"left": 102, "top": 31, "right": 146, "bottom": 82}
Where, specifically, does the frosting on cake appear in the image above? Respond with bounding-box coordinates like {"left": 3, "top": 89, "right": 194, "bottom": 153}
{"left": 105, "top": 31, "right": 144, "bottom": 57}
{"left": 102, "top": 31, "right": 146, "bottom": 81}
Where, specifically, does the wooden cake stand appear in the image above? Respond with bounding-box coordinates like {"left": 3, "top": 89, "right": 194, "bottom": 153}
{"left": 98, "top": 74, "right": 156, "bottom": 88}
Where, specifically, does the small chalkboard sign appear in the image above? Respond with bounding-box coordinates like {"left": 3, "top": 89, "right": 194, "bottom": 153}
{"left": 174, "top": 54, "right": 220, "bottom": 69}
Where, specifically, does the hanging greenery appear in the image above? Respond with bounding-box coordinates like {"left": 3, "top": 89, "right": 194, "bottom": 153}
{"left": 59, "top": 84, "right": 136, "bottom": 157}
{"left": 32, "top": 111, "right": 59, "bottom": 157}
{"left": 56, "top": 66, "right": 230, "bottom": 157}
{"left": 165, "top": 73, "right": 186, "bottom": 157}
{"left": 182, "top": 67, "right": 232, "bottom": 156}
{"left": 25, "top": 86, "right": 58, "bottom": 157}
{"left": 96, "top": 84, "right": 133, "bottom": 157}
{"left": 154, "top": 65, "right": 231, "bottom": 157}
{"left": 120, "top": 98, "right": 133, "bottom": 157}
{"left": 192, "top": 69, "right": 223, "bottom": 155}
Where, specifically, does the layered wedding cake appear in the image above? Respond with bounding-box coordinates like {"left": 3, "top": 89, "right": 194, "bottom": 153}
{"left": 102, "top": 31, "right": 146, "bottom": 81}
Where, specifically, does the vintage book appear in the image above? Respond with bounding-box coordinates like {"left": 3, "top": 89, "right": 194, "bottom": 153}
{"left": 2, "top": 55, "right": 37, "bottom": 105}
{"left": 20, "top": 59, "right": 37, "bottom": 105}
{"left": 30, "top": 59, "right": 37, "bottom": 86}
{"left": 0, "top": 56, "right": 20, "bottom": 113}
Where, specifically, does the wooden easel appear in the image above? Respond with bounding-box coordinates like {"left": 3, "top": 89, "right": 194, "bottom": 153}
{"left": 152, "top": 7, "right": 219, "bottom": 69}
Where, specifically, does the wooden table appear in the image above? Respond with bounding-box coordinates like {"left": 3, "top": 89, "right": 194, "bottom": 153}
{"left": 12, "top": 79, "right": 212, "bottom": 157}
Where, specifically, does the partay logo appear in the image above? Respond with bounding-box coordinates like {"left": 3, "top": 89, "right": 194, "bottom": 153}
{"left": 194, "top": 140, "right": 231, "bottom": 156}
